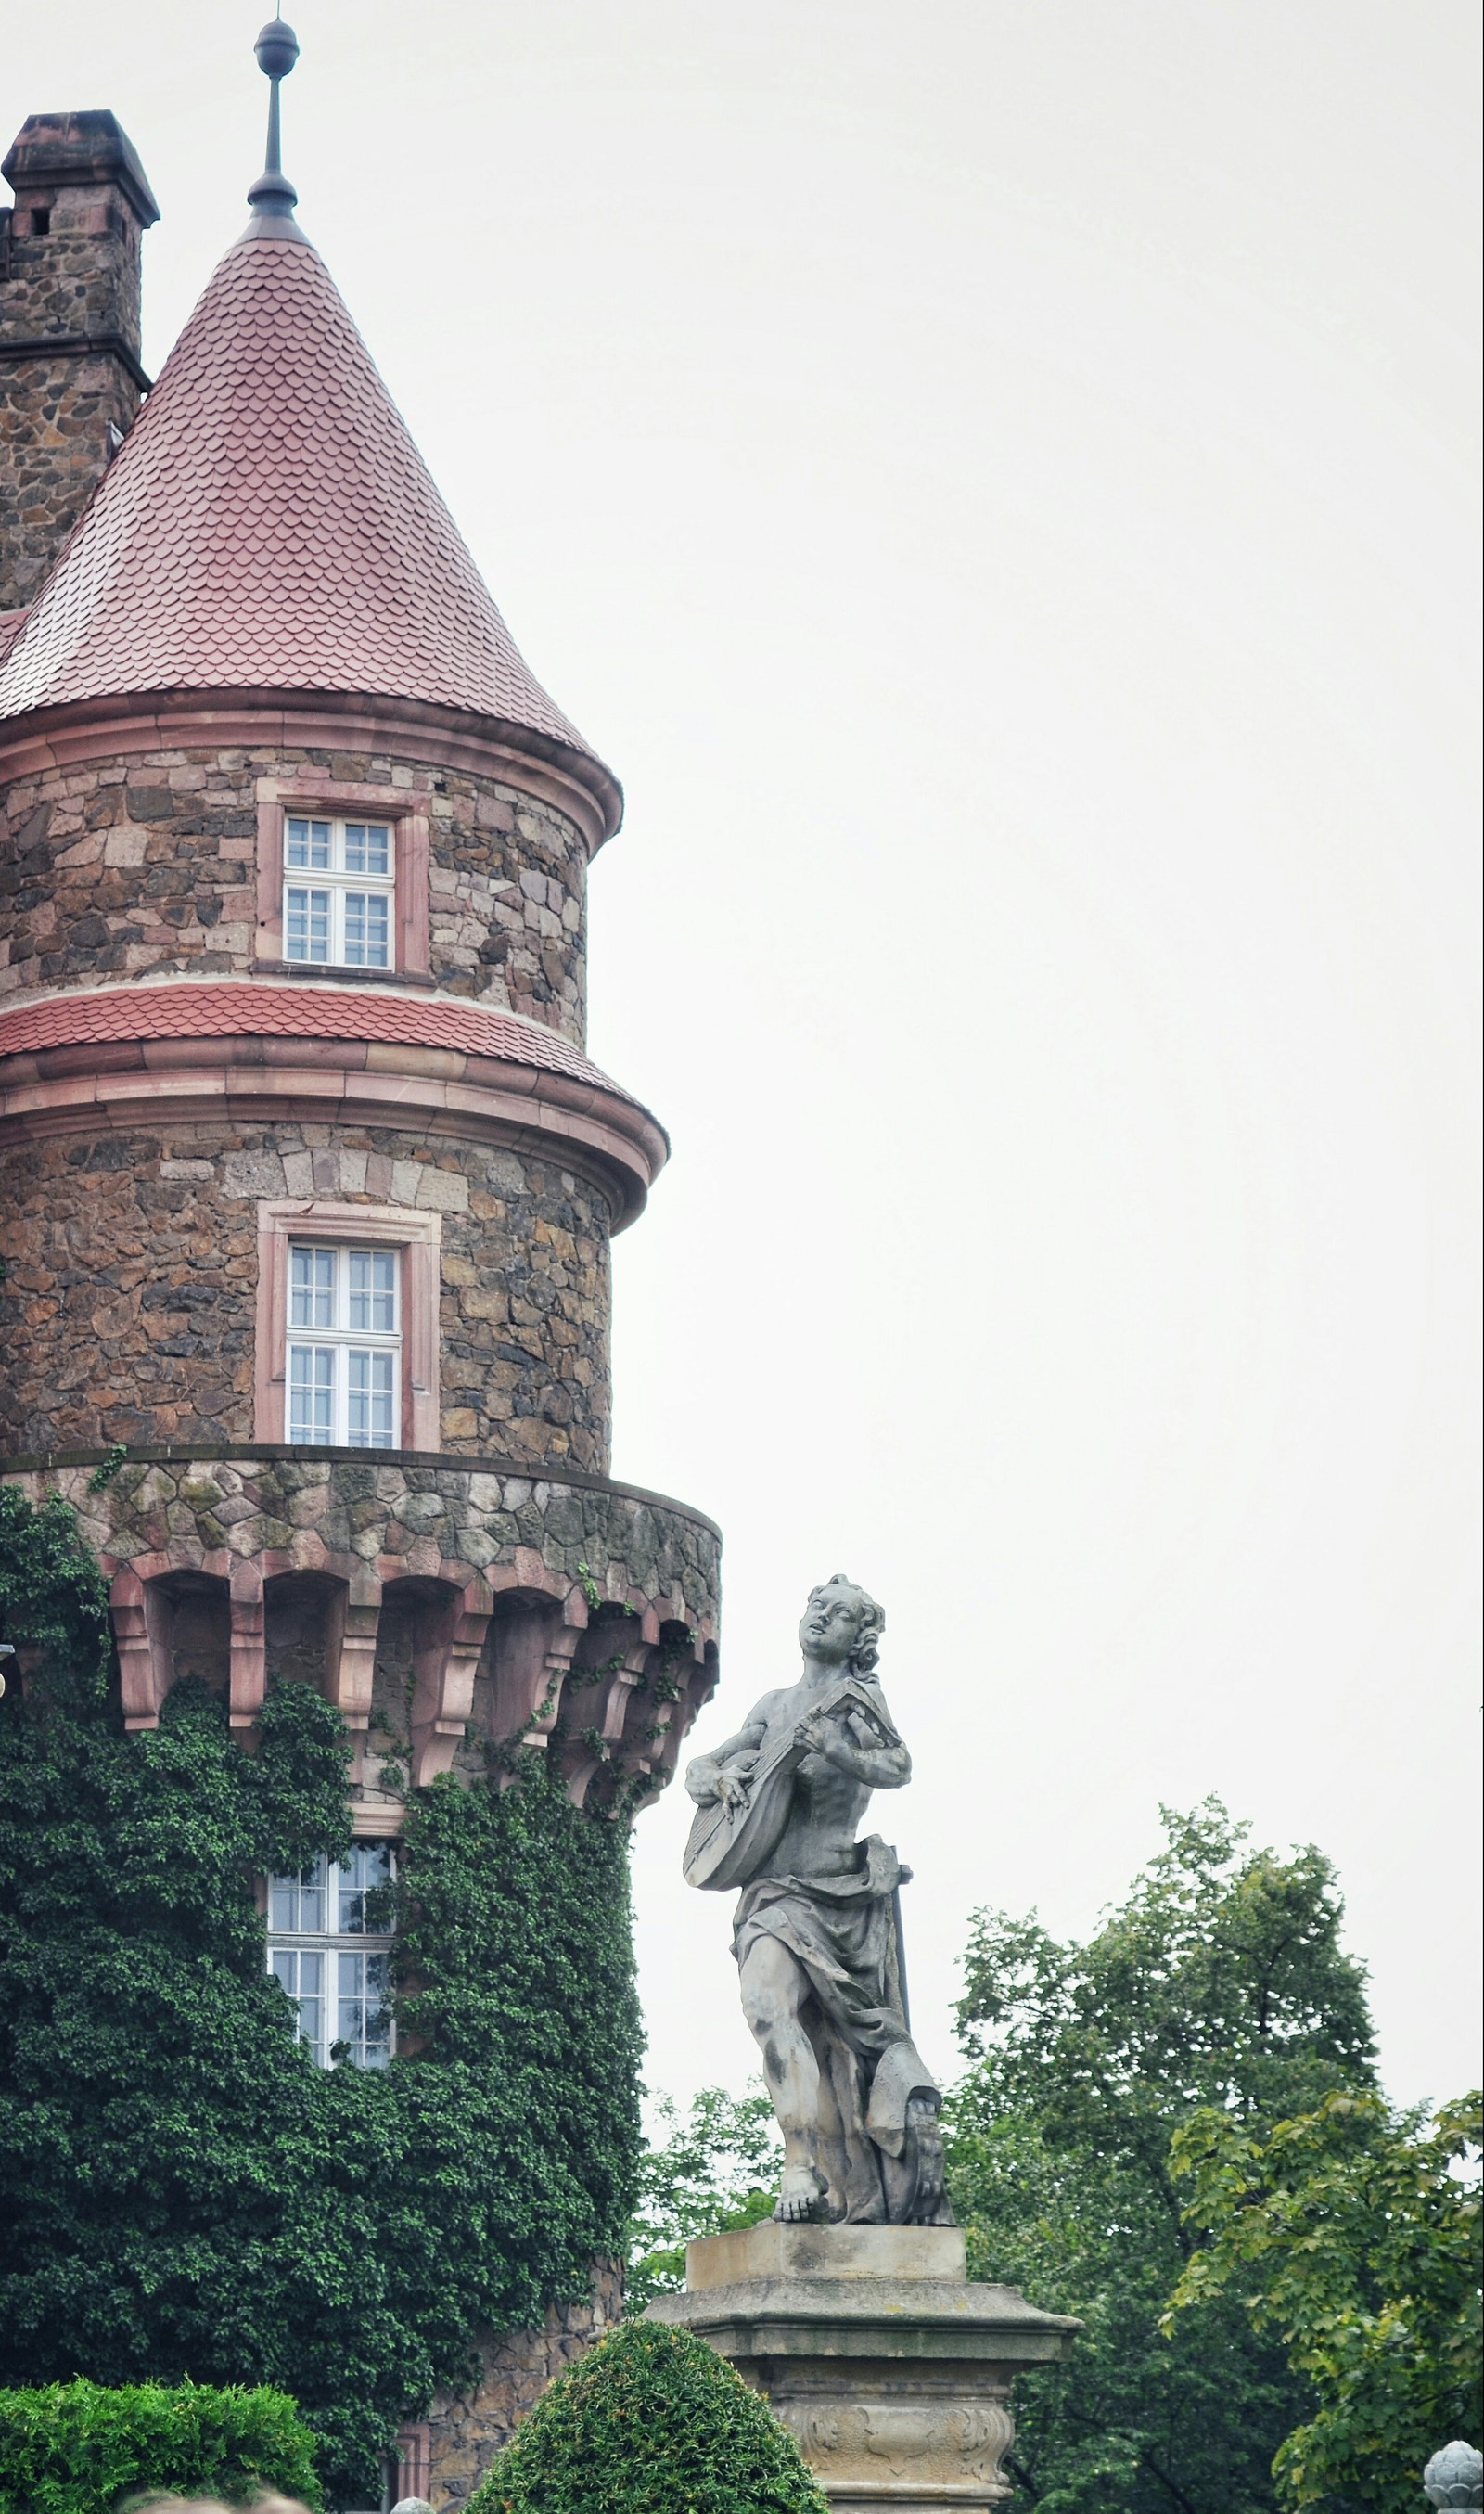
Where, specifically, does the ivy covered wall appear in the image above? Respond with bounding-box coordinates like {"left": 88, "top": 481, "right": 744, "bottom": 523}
{"left": 0, "top": 1488, "right": 646, "bottom": 2508}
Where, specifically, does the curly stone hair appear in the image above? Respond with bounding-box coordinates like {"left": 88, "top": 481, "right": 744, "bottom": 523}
{"left": 810, "top": 1573, "right": 886, "bottom": 1676}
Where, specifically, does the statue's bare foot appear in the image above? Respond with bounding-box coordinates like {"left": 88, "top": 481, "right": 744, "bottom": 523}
{"left": 774, "top": 2162, "right": 825, "bottom": 2223}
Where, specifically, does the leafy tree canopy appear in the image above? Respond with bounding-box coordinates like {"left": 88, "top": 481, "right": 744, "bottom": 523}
{"left": 628, "top": 2086, "right": 783, "bottom": 2312}
{"left": 465, "top": 2317, "right": 827, "bottom": 2514}
{"left": 1168, "top": 2087, "right": 1483, "bottom": 2512}
{"left": 945, "top": 1799, "right": 1378, "bottom": 2514}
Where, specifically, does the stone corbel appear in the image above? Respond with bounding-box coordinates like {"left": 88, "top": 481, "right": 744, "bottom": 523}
{"left": 110, "top": 1565, "right": 166, "bottom": 1730}
{"left": 538, "top": 1612, "right": 586, "bottom": 1736}
{"left": 228, "top": 1562, "right": 265, "bottom": 1733}
{"left": 556, "top": 1612, "right": 639, "bottom": 1809}
{"left": 409, "top": 1572, "right": 494, "bottom": 1787}
{"left": 484, "top": 1574, "right": 590, "bottom": 1761}
{"left": 324, "top": 1571, "right": 382, "bottom": 1735}
{"left": 649, "top": 1648, "right": 719, "bottom": 1787}
{"left": 598, "top": 1638, "right": 653, "bottom": 1751}
{"left": 543, "top": 1601, "right": 608, "bottom": 1800}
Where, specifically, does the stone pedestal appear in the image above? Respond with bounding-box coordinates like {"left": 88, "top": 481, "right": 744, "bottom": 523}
{"left": 647, "top": 2223, "right": 1078, "bottom": 2510}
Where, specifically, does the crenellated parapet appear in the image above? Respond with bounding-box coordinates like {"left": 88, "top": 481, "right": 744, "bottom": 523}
{"left": 1, "top": 1446, "right": 720, "bottom": 1816}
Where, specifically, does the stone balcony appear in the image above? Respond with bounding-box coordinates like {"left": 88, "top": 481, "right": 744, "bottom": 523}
{"left": 1, "top": 1442, "right": 720, "bottom": 1819}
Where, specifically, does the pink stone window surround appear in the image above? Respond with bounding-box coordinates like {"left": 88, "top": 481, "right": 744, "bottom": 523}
{"left": 255, "top": 779, "right": 430, "bottom": 978}
{"left": 256, "top": 1199, "right": 441, "bottom": 1451}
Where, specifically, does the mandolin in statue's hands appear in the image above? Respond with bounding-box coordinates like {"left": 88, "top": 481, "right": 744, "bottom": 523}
{"left": 682, "top": 1676, "right": 900, "bottom": 1892}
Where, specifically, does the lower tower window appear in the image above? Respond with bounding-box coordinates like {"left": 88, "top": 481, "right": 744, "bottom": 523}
{"left": 287, "top": 1241, "right": 401, "bottom": 1447}
{"left": 267, "top": 1844, "right": 395, "bottom": 2069}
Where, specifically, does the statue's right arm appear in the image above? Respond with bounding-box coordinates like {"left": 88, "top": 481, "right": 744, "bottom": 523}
{"left": 684, "top": 1706, "right": 771, "bottom": 1806}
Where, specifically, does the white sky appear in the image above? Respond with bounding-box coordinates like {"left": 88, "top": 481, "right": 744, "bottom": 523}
{"left": 7, "top": 1, "right": 1479, "bottom": 2111}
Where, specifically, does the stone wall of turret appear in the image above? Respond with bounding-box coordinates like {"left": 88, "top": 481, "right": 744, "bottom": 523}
{"left": 0, "top": 1118, "right": 613, "bottom": 1471}
{"left": 0, "top": 740, "right": 589, "bottom": 1040}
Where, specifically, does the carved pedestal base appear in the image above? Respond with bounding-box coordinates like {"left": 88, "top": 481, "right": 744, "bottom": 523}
{"left": 647, "top": 2224, "right": 1078, "bottom": 2510}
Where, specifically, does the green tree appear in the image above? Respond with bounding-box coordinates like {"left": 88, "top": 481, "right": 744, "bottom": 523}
{"left": 628, "top": 2086, "right": 783, "bottom": 2310}
{"left": 945, "top": 1800, "right": 1378, "bottom": 2513}
{"left": 1168, "top": 2087, "right": 1482, "bottom": 2511}
{"left": 465, "top": 2317, "right": 827, "bottom": 2514}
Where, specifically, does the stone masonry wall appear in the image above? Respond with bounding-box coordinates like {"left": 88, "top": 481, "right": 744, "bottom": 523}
{"left": 424, "top": 2260, "right": 625, "bottom": 2508}
{"left": 0, "top": 741, "right": 589, "bottom": 1040}
{"left": 38, "top": 1450, "right": 719, "bottom": 1639}
{"left": 0, "top": 187, "right": 147, "bottom": 611}
{"left": 8, "top": 1446, "right": 722, "bottom": 1808}
{"left": 0, "top": 1122, "right": 612, "bottom": 1469}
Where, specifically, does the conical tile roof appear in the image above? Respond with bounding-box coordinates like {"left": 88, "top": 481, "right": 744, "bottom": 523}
{"left": 0, "top": 223, "right": 617, "bottom": 824}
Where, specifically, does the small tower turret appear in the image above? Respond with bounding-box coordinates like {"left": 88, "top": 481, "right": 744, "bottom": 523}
{"left": 0, "top": 109, "right": 160, "bottom": 611}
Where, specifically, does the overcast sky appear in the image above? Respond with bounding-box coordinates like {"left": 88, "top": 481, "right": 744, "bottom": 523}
{"left": 7, "top": 1, "right": 1479, "bottom": 2111}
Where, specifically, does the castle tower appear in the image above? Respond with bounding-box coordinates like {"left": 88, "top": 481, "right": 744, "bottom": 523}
{"left": 0, "top": 64, "right": 717, "bottom": 1786}
{"left": 0, "top": 43, "right": 718, "bottom": 2491}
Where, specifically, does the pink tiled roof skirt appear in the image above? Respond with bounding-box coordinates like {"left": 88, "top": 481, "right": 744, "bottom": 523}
{"left": 0, "top": 981, "right": 634, "bottom": 1098}
{"left": 0, "top": 228, "right": 608, "bottom": 791}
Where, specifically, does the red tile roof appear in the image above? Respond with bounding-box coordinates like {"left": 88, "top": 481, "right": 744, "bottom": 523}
{"left": 0, "top": 980, "right": 633, "bottom": 1096}
{"left": 0, "top": 227, "right": 618, "bottom": 827}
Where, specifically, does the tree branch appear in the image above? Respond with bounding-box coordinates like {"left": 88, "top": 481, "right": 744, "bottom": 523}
{"left": 1139, "top": 2443, "right": 1203, "bottom": 2514}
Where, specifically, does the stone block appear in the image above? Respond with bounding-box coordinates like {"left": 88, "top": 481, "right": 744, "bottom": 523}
{"left": 426, "top": 2258, "right": 624, "bottom": 2507}
{"left": 650, "top": 2225, "right": 1078, "bottom": 2512}
{"left": 687, "top": 2222, "right": 966, "bottom": 2290}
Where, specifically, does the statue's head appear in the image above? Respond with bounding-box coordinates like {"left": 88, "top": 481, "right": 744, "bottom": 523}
{"left": 799, "top": 1575, "right": 885, "bottom": 1676}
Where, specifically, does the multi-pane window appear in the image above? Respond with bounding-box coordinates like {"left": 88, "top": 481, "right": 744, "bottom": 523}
{"left": 284, "top": 816, "right": 395, "bottom": 969}
{"left": 267, "top": 1845, "right": 395, "bottom": 2069}
{"left": 287, "top": 1242, "right": 401, "bottom": 1448}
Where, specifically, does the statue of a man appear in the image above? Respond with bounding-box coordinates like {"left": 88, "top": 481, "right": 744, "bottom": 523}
{"left": 684, "top": 1574, "right": 951, "bottom": 2226}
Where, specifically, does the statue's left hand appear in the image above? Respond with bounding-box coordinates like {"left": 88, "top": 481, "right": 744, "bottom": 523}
{"left": 716, "top": 1754, "right": 756, "bottom": 1810}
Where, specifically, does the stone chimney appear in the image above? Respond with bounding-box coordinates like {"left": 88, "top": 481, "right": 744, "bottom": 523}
{"left": 0, "top": 109, "right": 160, "bottom": 613}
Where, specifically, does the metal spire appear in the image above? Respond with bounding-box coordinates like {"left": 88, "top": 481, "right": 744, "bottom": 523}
{"left": 247, "top": 18, "right": 301, "bottom": 222}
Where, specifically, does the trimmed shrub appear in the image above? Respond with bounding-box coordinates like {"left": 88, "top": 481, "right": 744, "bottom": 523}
{"left": 0, "top": 2375, "right": 321, "bottom": 2514}
{"left": 465, "top": 2318, "right": 828, "bottom": 2513}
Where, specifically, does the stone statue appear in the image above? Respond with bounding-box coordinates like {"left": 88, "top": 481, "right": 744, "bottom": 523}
{"left": 684, "top": 1574, "right": 952, "bottom": 2227}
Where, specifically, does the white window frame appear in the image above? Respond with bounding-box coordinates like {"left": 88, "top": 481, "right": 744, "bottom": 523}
{"left": 283, "top": 814, "right": 397, "bottom": 971}
{"left": 286, "top": 1240, "right": 403, "bottom": 1449}
{"left": 266, "top": 1844, "right": 397, "bottom": 2070}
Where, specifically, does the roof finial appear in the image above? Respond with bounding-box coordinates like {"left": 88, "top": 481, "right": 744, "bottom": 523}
{"left": 247, "top": 18, "right": 301, "bottom": 222}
